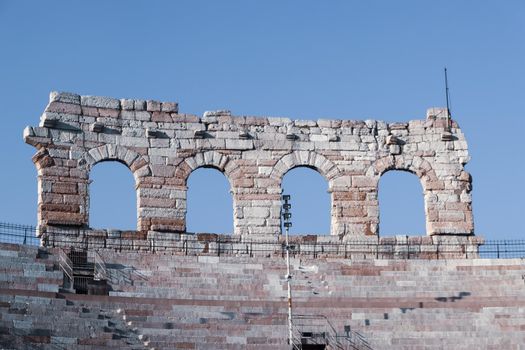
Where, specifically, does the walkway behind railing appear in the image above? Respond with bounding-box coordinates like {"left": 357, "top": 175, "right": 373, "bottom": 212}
{"left": 0, "top": 221, "right": 524, "bottom": 259}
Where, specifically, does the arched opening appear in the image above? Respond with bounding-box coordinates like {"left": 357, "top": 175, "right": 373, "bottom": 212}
{"left": 186, "top": 167, "right": 233, "bottom": 234}
{"left": 378, "top": 170, "right": 426, "bottom": 236}
{"left": 89, "top": 161, "right": 137, "bottom": 230}
{"left": 281, "top": 166, "right": 330, "bottom": 235}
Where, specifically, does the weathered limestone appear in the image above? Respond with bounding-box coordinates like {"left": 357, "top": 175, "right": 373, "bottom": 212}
{"left": 25, "top": 92, "right": 474, "bottom": 238}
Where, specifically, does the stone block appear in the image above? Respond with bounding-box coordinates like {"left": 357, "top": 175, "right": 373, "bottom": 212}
{"left": 37, "top": 283, "right": 59, "bottom": 293}
{"left": 352, "top": 176, "right": 376, "bottom": 188}
{"left": 49, "top": 91, "right": 81, "bottom": 104}
{"left": 98, "top": 108, "right": 120, "bottom": 118}
{"left": 81, "top": 95, "right": 120, "bottom": 109}
{"left": 120, "top": 99, "right": 135, "bottom": 110}
{"left": 52, "top": 183, "right": 78, "bottom": 194}
{"left": 146, "top": 100, "right": 162, "bottom": 111}
{"left": 161, "top": 102, "right": 178, "bottom": 113}
{"left": 244, "top": 207, "right": 270, "bottom": 218}
{"left": 225, "top": 139, "right": 254, "bottom": 150}
{"left": 152, "top": 111, "right": 173, "bottom": 122}
{"left": 130, "top": 99, "right": 145, "bottom": 110}
{"left": 46, "top": 102, "right": 82, "bottom": 115}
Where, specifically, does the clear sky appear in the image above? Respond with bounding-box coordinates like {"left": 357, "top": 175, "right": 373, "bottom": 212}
{"left": 0, "top": 1, "right": 523, "bottom": 240}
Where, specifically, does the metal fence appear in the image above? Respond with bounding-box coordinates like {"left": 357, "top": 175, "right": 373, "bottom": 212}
{"left": 478, "top": 240, "right": 525, "bottom": 259}
{"left": 0, "top": 221, "right": 524, "bottom": 259}
{"left": 0, "top": 222, "right": 41, "bottom": 246}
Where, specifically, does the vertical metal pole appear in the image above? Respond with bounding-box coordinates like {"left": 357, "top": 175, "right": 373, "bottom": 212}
{"left": 444, "top": 67, "right": 451, "bottom": 131}
{"left": 282, "top": 194, "right": 293, "bottom": 347}
{"left": 285, "top": 224, "right": 293, "bottom": 347}
{"left": 406, "top": 235, "right": 410, "bottom": 260}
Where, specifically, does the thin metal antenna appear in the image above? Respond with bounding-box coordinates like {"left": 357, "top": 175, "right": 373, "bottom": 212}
{"left": 444, "top": 67, "right": 452, "bottom": 131}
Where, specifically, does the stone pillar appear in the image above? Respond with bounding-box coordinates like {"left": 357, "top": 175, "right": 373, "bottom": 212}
{"left": 137, "top": 181, "right": 186, "bottom": 232}
{"left": 230, "top": 156, "right": 281, "bottom": 236}
{"left": 329, "top": 176, "right": 353, "bottom": 236}
{"left": 32, "top": 146, "right": 89, "bottom": 227}
{"left": 335, "top": 174, "right": 378, "bottom": 237}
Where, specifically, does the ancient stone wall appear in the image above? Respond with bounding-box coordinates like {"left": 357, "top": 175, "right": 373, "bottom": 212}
{"left": 24, "top": 91, "right": 474, "bottom": 237}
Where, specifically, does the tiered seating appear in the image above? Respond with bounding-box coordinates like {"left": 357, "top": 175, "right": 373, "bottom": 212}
{"left": 110, "top": 296, "right": 289, "bottom": 349}
{"left": 0, "top": 243, "right": 61, "bottom": 292}
{"left": 1, "top": 242, "right": 525, "bottom": 349}
{"left": 292, "top": 258, "right": 525, "bottom": 349}
{"left": 100, "top": 251, "right": 525, "bottom": 349}
{"left": 0, "top": 243, "right": 145, "bottom": 349}
{"left": 101, "top": 253, "right": 288, "bottom": 301}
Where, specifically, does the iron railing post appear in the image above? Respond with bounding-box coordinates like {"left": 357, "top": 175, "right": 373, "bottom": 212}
{"left": 406, "top": 235, "right": 410, "bottom": 260}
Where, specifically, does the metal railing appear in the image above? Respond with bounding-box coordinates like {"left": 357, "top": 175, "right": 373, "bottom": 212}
{"left": 0, "top": 221, "right": 524, "bottom": 259}
{"left": 479, "top": 240, "right": 525, "bottom": 258}
{"left": 56, "top": 248, "right": 74, "bottom": 291}
{"left": 92, "top": 250, "right": 108, "bottom": 281}
{"left": 0, "top": 222, "right": 40, "bottom": 246}
{"left": 292, "top": 314, "right": 372, "bottom": 350}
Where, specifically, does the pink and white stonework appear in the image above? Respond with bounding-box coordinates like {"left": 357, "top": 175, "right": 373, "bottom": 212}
{"left": 24, "top": 92, "right": 474, "bottom": 239}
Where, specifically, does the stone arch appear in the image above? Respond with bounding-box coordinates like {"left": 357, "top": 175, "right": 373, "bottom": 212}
{"left": 175, "top": 151, "right": 232, "bottom": 187}
{"left": 369, "top": 155, "right": 445, "bottom": 236}
{"left": 173, "top": 151, "right": 236, "bottom": 234}
{"left": 271, "top": 151, "right": 341, "bottom": 236}
{"left": 368, "top": 155, "right": 442, "bottom": 191}
{"left": 81, "top": 144, "right": 151, "bottom": 183}
{"left": 79, "top": 145, "right": 148, "bottom": 230}
{"left": 270, "top": 151, "right": 340, "bottom": 184}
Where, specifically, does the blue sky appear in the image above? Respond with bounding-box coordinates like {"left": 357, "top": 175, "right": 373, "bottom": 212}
{"left": 0, "top": 1, "right": 523, "bottom": 240}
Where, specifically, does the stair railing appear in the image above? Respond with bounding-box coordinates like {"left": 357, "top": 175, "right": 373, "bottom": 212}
{"left": 57, "top": 248, "right": 74, "bottom": 292}
{"left": 93, "top": 251, "right": 108, "bottom": 281}
{"left": 292, "top": 314, "right": 372, "bottom": 350}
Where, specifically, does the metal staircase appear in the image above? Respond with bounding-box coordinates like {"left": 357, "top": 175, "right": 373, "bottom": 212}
{"left": 292, "top": 315, "right": 372, "bottom": 350}
{"left": 57, "top": 248, "right": 109, "bottom": 294}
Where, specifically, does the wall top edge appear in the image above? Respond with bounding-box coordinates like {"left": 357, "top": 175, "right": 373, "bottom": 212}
{"left": 48, "top": 91, "right": 453, "bottom": 127}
